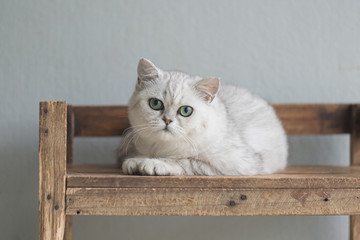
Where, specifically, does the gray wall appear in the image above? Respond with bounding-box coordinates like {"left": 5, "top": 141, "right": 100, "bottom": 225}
{"left": 1, "top": 0, "right": 359, "bottom": 239}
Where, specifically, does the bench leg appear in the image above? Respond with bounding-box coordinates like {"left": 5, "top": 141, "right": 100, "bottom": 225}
{"left": 350, "top": 106, "right": 360, "bottom": 240}
{"left": 351, "top": 216, "right": 360, "bottom": 240}
{"left": 64, "top": 216, "right": 73, "bottom": 240}
{"left": 39, "top": 102, "right": 67, "bottom": 240}
{"left": 64, "top": 105, "right": 74, "bottom": 240}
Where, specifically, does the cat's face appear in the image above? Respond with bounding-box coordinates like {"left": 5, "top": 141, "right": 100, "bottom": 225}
{"left": 128, "top": 58, "right": 220, "bottom": 142}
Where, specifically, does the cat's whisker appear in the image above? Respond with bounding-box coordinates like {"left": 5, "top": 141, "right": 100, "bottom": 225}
{"left": 148, "top": 120, "right": 164, "bottom": 130}
{"left": 124, "top": 129, "right": 149, "bottom": 154}
{"left": 122, "top": 124, "right": 149, "bottom": 137}
{"left": 171, "top": 125, "right": 199, "bottom": 158}
{"left": 123, "top": 123, "right": 149, "bottom": 131}
{"left": 184, "top": 135, "right": 199, "bottom": 158}
{"left": 121, "top": 127, "right": 149, "bottom": 155}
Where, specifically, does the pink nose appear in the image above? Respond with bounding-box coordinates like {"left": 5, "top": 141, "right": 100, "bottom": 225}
{"left": 164, "top": 119, "right": 172, "bottom": 125}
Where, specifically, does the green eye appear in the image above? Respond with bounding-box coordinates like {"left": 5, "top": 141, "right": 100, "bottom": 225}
{"left": 149, "top": 98, "right": 164, "bottom": 110}
{"left": 178, "top": 105, "right": 193, "bottom": 117}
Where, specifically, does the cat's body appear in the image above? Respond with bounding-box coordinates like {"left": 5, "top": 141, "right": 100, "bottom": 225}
{"left": 118, "top": 59, "right": 288, "bottom": 176}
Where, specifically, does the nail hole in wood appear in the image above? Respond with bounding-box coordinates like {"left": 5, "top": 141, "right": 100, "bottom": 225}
{"left": 323, "top": 198, "right": 329, "bottom": 202}
{"left": 54, "top": 205, "right": 59, "bottom": 210}
{"left": 240, "top": 195, "right": 247, "bottom": 200}
{"left": 76, "top": 210, "right": 81, "bottom": 214}
{"left": 46, "top": 194, "right": 51, "bottom": 200}
{"left": 228, "top": 200, "right": 236, "bottom": 207}
{"left": 44, "top": 109, "right": 48, "bottom": 114}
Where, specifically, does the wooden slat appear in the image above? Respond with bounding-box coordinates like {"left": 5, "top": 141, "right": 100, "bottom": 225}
{"left": 351, "top": 104, "right": 360, "bottom": 165}
{"left": 66, "top": 187, "right": 360, "bottom": 216}
{"left": 350, "top": 104, "right": 360, "bottom": 240}
{"left": 72, "top": 104, "right": 351, "bottom": 137}
{"left": 351, "top": 215, "right": 360, "bottom": 240}
{"left": 66, "top": 165, "right": 360, "bottom": 189}
{"left": 66, "top": 106, "right": 74, "bottom": 165}
{"left": 73, "top": 106, "right": 129, "bottom": 137}
{"left": 273, "top": 104, "right": 350, "bottom": 135}
{"left": 65, "top": 106, "right": 74, "bottom": 240}
{"left": 64, "top": 217, "right": 72, "bottom": 240}
{"left": 39, "top": 101, "right": 67, "bottom": 240}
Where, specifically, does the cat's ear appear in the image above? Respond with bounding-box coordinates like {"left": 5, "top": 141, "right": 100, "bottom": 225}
{"left": 196, "top": 77, "right": 220, "bottom": 103}
{"left": 137, "top": 58, "right": 162, "bottom": 84}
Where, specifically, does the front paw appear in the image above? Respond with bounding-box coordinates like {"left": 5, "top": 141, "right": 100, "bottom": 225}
{"left": 122, "top": 158, "right": 183, "bottom": 176}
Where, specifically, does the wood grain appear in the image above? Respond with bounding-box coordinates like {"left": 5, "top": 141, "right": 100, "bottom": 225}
{"left": 351, "top": 215, "right": 360, "bottom": 240}
{"left": 73, "top": 106, "right": 129, "bottom": 137}
{"left": 72, "top": 104, "right": 351, "bottom": 137}
{"left": 38, "top": 102, "right": 360, "bottom": 237}
{"left": 66, "top": 106, "right": 74, "bottom": 166}
{"left": 66, "top": 165, "right": 360, "bottom": 189}
{"left": 66, "top": 187, "right": 360, "bottom": 216}
{"left": 350, "top": 104, "right": 360, "bottom": 240}
{"left": 351, "top": 104, "right": 360, "bottom": 166}
{"left": 64, "top": 217, "right": 72, "bottom": 240}
{"left": 39, "top": 102, "right": 67, "bottom": 240}
{"left": 65, "top": 106, "right": 74, "bottom": 240}
{"left": 273, "top": 104, "right": 350, "bottom": 135}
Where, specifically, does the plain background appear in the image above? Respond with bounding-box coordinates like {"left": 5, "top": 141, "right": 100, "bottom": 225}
{"left": 1, "top": 0, "right": 360, "bottom": 239}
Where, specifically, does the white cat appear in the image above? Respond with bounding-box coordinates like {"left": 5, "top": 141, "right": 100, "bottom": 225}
{"left": 118, "top": 58, "right": 288, "bottom": 176}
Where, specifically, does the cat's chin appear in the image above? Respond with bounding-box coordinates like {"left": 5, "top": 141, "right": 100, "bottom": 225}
{"left": 157, "top": 129, "right": 176, "bottom": 140}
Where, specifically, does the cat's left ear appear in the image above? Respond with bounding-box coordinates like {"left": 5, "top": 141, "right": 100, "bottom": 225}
{"left": 196, "top": 77, "right": 220, "bottom": 103}
{"left": 137, "top": 58, "right": 162, "bottom": 84}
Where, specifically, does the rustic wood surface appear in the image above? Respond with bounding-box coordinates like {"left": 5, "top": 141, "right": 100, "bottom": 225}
{"left": 350, "top": 104, "right": 360, "bottom": 240}
{"left": 66, "top": 164, "right": 360, "bottom": 189}
{"left": 72, "top": 104, "right": 351, "bottom": 137}
{"left": 351, "top": 215, "right": 360, "bottom": 240}
{"left": 38, "top": 102, "right": 360, "bottom": 238}
{"left": 65, "top": 106, "right": 74, "bottom": 240}
{"left": 39, "top": 102, "right": 67, "bottom": 240}
{"left": 73, "top": 106, "right": 129, "bottom": 137}
{"left": 64, "top": 217, "right": 72, "bottom": 240}
{"left": 274, "top": 104, "right": 350, "bottom": 135}
{"left": 66, "top": 187, "right": 360, "bottom": 216}
{"left": 66, "top": 106, "right": 74, "bottom": 166}
{"left": 351, "top": 105, "right": 360, "bottom": 166}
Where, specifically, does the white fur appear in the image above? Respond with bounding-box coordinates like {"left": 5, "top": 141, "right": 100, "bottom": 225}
{"left": 118, "top": 58, "right": 288, "bottom": 176}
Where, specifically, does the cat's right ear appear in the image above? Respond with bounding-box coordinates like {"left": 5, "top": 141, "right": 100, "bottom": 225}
{"left": 137, "top": 58, "right": 162, "bottom": 86}
{"left": 196, "top": 77, "right": 221, "bottom": 103}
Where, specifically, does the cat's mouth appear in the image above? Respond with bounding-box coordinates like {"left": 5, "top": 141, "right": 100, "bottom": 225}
{"left": 161, "top": 126, "right": 174, "bottom": 135}
{"left": 163, "top": 127, "right": 171, "bottom": 133}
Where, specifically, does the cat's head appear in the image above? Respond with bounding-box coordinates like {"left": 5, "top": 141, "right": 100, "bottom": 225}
{"left": 128, "top": 58, "right": 220, "bottom": 141}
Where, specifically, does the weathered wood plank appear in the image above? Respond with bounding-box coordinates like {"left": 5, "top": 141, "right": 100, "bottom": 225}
{"left": 39, "top": 101, "right": 67, "bottom": 240}
{"left": 351, "top": 104, "right": 360, "bottom": 166}
{"left": 66, "top": 188, "right": 360, "bottom": 216}
{"left": 73, "top": 106, "right": 129, "bottom": 137}
{"left": 66, "top": 105, "right": 74, "bottom": 166}
{"left": 65, "top": 106, "right": 74, "bottom": 240}
{"left": 273, "top": 104, "right": 350, "bottom": 135}
{"left": 64, "top": 216, "right": 72, "bottom": 240}
{"left": 350, "top": 104, "right": 360, "bottom": 240}
{"left": 72, "top": 104, "right": 351, "bottom": 137}
{"left": 66, "top": 165, "right": 360, "bottom": 189}
{"left": 351, "top": 215, "right": 360, "bottom": 240}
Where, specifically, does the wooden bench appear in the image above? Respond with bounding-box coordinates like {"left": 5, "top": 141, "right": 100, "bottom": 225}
{"left": 38, "top": 101, "right": 360, "bottom": 240}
